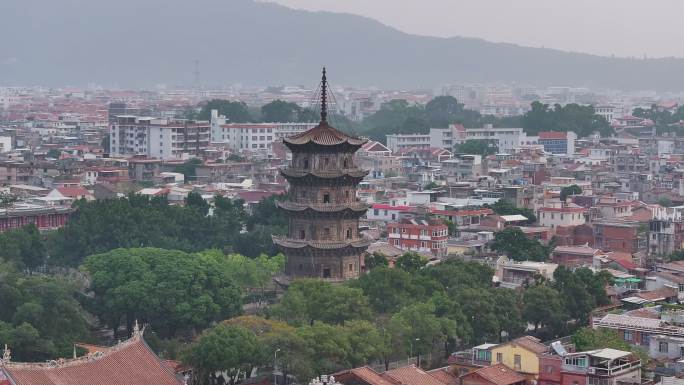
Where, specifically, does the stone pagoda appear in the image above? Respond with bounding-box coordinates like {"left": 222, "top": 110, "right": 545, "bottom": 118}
{"left": 273, "top": 68, "right": 370, "bottom": 280}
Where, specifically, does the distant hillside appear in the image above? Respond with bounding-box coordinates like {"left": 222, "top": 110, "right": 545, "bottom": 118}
{"left": 1, "top": 0, "right": 684, "bottom": 90}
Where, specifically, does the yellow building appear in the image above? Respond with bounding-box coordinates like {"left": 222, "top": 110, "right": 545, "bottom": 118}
{"left": 489, "top": 336, "right": 548, "bottom": 379}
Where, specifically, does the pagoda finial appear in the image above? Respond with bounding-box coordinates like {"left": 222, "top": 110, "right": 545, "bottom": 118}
{"left": 3, "top": 344, "right": 10, "bottom": 363}
{"left": 320, "top": 66, "right": 328, "bottom": 123}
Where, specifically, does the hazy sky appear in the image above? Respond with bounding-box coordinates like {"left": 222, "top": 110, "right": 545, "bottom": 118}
{"left": 269, "top": 0, "right": 681, "bottom": 58}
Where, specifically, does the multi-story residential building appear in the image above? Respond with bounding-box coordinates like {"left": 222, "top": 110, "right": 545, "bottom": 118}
{"left": 210, "top": 110, "right": 316, "bottom": 151}
{"left": 594, "top": 105, "right": 616, "bottom": 123}
{"left": 495, "top": 256, "right": 558, "bottom": 289}
{"left": 429, "top": 124, "right": 466, "bottom": 149}
{"left": 441, "top": 154, "right": 483, "bottom": 182}
{"left": 538, "top": 131, "right": 577, "bottom": 155}
{"left": 649, "top": 205, "right": 684, "bottom": 257}
{"left": 387, "top": 220, "right": 448, "bottom": 257}
{"left": 551, "top": 245, "right": 602, "bottom": 268}
{"left": 538, "top": 205, "right": 587, "bottom": 230}
{"left": 593, "top": 220, "right": 648, "bottom": 255}
{"left": 386, "top": 133, "right": 431, "bottom": 153}
{"left": 560, "top": 348, "right": 641, "bottom": 385}
{"left": 110, "top": 116, "right": 210, "bottom": 160}
{"left": 460, "top": 125, "right": 527, "bottom": 154}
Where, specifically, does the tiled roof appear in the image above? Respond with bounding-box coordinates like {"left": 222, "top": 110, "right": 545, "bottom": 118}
{"left": 383, "top": 365, "right": 448, "bottom": 385}
{"left": 467, "top": 363, "right": 526, "bottom": 385}
{"left": 2, "top": 337, "right": 182, "bottom": 385}
{"left": 538, "top": 132, "right": 568, "bottom": 140}
{"left": 427, "top": 368, "right": 458, "bottom": 385}
{"left": 284, "top": 121, "right": 366, "bottom": 147}
{"left": 506, "top": 336, "right": 548, "bottom": 354}
{"left": 338, "top": 367, "right": 399, "bottom": 385}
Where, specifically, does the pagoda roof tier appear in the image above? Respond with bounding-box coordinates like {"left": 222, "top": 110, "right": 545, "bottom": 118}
{"left": 283, "top": 121, "right": 366, "bottom": 148}
{"left": 277, "top": 201, "right": 369, "bottom": 214}
{"left": 280, "top": 168, "right": 369, "bottom": 180}
{"left": 272, "top": 236, "right": 371, "bottom": 250}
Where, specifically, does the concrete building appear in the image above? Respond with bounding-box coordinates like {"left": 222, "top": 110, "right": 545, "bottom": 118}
{"left": 461, "top": 125, "right": 527, "bottom": 154}
{"left": 387, "top": 220, "right": 448, "bottom": 257}
{"left": 538, "top": 132, "right": 577, "bottom": 155}
{"left": 110, "top": 116, "right": 210, "bottom": 160}
{"left": 210, "top": 110, "right": 315, "bottom": 151}
{"left": 386, "top": 133, "right": 431, "bottom": 153}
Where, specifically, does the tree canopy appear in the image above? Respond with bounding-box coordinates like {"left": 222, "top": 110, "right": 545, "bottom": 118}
{"left": 197, "top": 99, "right": 252, "bottom": 122}
{"left": 521, "top": 101, "right": 613, "bottom": 137}
{"left": 490, "top": 227, "right": 551, "bottom": 262}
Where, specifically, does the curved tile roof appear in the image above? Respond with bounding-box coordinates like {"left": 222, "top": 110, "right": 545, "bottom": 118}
{"left": 2, "top": 336, "right": 181, "bottom": 385}
{"left": 272, "top": 236, "right": 371, "bottom": 250}
{"left": 277, "top": 201, "right": 369, "bottom": 213}
{"left": 283, "top": 121, "right": 366, "bottom": 147}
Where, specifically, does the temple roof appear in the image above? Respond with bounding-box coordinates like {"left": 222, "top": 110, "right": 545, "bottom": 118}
{"left": 283, "top": 121, "right": 367, "bottom": 147}
{"left": 273, "top": 236, "right": 371, "bottom": 250}
{"left": 1, "top": 335, "right": 182, "bottom": 385}
{"left": 277, "top": 201, "right": 369, "bottom": 213}
{"left": 280, "top": 168, "right": 368, "bottom": 180}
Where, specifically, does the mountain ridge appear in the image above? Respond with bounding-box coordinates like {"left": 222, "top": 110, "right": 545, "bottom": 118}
{"left": 1, "top": 0, "right": 682, "bottom": 91}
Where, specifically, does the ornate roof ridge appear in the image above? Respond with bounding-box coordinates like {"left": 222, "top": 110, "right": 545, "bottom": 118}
{"left": 272, "top": 236, "right": 371, "bottom": 250}
{"left": 283, "top": 121, "right": 367, "bottom": 147}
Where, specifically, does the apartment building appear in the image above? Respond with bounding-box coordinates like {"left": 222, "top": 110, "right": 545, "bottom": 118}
{"left": 538, "top": 131, "right": 577, "bottom": 155}
{"left": 386, "top": 133, "right": 431, "bottom": 153}
{"left": 461, "top": 125, "right": 527, "bottom": 153}
{"left": 387, "top": 220, "right": 448, "bottom": 257}
{"left": 110, "top": 116, "right": 210, "bottom": 160}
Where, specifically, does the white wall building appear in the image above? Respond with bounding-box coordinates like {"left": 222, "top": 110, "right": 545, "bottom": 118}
{"left": 110, "top": 116, "right": 210, "bottom": 160}
{"left": 0, "top": 136, "right": 12, "bottom": 153}
{"left": 386, "top": 133, "right": 431, "bottom": 153}
{"left": 461, "top": 124, "right": 528, "bottom": 154}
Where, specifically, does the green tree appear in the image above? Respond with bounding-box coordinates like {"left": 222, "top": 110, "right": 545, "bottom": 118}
{"left": 560, "top": 185, "right": 582, "bottom": 202}
{"left": 83, "top": 248, "right": 244, "bottom": 338}
{"left": 182, "top": 324, "right": 262, "bottom": 385}
{"left": 261, "top": 100, "right": 301, "bottom": 122}
{"left": 454, "top": 288, "right": 499, "bottom": 344}
{"left": 0, "top": 224, "right": 47, "bottom": 270}
{"left": 364, "top": 253, "right": 389, "bottom": 270}
{"left": 455, "top": 139, "right": 499, "bottom": 156}
{"left": 490, "top": 227, "right": 550, "bottom": 261}
{"left": 351, "top": 267, "right": 424, "bottom": 314}
{"left": 389, "top": 303, "right": 445, "bottom": 365}
{"left": 272, "top": 279, "right": 372, "bottom": 326}
{"left": 185, "top": 191, "right": 209, "bottom": 216}
{"left": 572, "top": 327, "right": 631, "bottom": 352}
{"left": 197, "top": 99, "right": 252, "bottom": 122}
{"left": 485, "top": 199, "right": 536, "bottom": 223}
{"left": 395, "top": 252, "right": 427, "bottom": 273}
{"left": 491, "top": 289, "right": 526, "bottom": 341}
{"left": 658, "top": 197, "right": 673, "bottom": 207}
{"left": 521, "top": 101, "right": 613, "bottom": 137}
{"left": 522, "top": 285, "right": 567, "bottom": 335}
{"left": 0, "top": 192, "right": 18, "bottom": 208}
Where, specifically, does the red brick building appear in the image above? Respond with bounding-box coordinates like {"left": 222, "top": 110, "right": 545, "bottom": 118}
{"left": 387, "top": 220, "right": 448, "bottom": 257}
{"left": 0, "top": 205, "right": 71, "bottom": 232}
{"left": 593, "top": 220, "right": 647, "bottom": 254}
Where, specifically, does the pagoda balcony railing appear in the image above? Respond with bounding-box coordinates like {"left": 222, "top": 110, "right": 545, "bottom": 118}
{"left": 272, "top": 236, "right": 371, "bottom": 250}
{"left": 277, "top": 201, "right": 368, "bottom": 212}
{"left": 280, "top": 167, "right": 368, "bottom": 179}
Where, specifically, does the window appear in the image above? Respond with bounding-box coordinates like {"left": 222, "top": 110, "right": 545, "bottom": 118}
{"left": 299, "top": 229, "right": 306, "bottom": 239}
{"left": 496, "top": 353, "right": 503, "bottom": 363}
{"left": 421, "top": 241, "right": 427, "bottom": 248}
{"left": 323, "top": 193, "right": 330, "bottom": 203}
{"left": 514, "top": 354, "right": 521, "bottom": 370}
{"left": 303, "top": 159, "right": 309, "bottom": 169}
{"left": 323, "top": 268, "right": 331, "bottom": 278}
{"left": 345, "top": 190, "right": 350, "bottom": 200}
{"left": 374, "top": 209, "right": 379, "bottom": 215}
{"left": 545, "top": 365, "right": 554, "bottom": 374}
{"left": 323, "top": 228, "right": 331, "bottom": 239}
{"left": 659, "top": 342, "right": 669, "bottom": 353}
{"left": 624, "top": 330, "right": 633, "bottom": 341}
{"left": 324, "top": 157, "right": 329, "bottom": 166}
{"left": 298, "top": 264, "right": 303, "bottom": 271}
{"left": 343, "top": 158, "right": 348, "bottom": 168}
{"left": 346, "top": 228, "right": 352, "bottom": 239}
{"left": 349, "top": 263, "right": 353, "bottom": 272}
{"left": 565, "top": 357, "right": 587, "bottom": 367}
{"left": 301, "top": 191, "right": 307, "bottom": 198}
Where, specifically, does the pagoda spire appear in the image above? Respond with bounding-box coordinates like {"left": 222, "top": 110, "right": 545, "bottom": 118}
{"left": 320, "top": 67, "right": 328, "bottom": 123}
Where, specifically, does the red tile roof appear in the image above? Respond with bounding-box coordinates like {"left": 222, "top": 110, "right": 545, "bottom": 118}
{"left": 538, "top": 132, "right": 568, "bottom": 140}
{"left": 384, "top": 365, "right": 448, "bottom": 385}
{"left": 335, "top": 366, "right": 399, "bottom": 385}
{"left": 56, "top": 187, "right": 90, "bottom": 198}
{"left": 284, "top": 121, "right": 366, "bottom": 147}
{"left": 2, "top": 337, "right": 182, "bottom": 385}
{"left": 466, "top": 363, "right": 526, "bottom": 385}
{"left": 427, "top": 368, "right": 458, "bottom": 385}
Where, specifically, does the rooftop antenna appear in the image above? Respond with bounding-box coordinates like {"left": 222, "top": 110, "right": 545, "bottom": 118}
{"left": 193, "top": 59, "right": 201, "bottom": 91}
{"left": 320, "top": 67, "right": 327, "bottom": 123}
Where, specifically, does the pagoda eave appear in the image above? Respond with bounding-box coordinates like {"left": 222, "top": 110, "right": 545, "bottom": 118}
{"left": 272, "top": 236, "right": 371, "bottom": 251}
{"left": 276, "top": 201, "right": 369, "bottom": 214}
